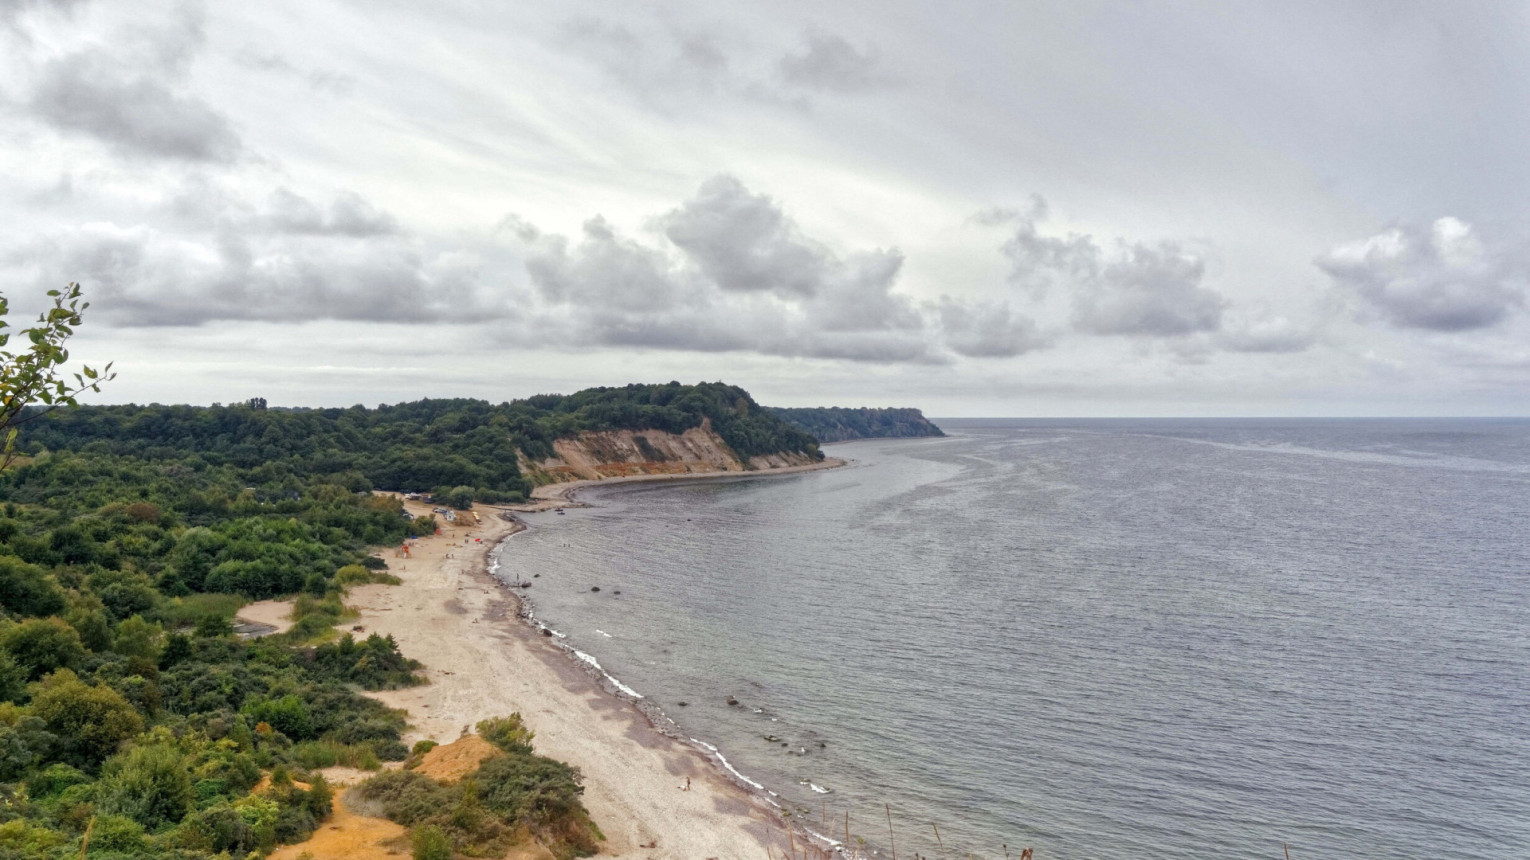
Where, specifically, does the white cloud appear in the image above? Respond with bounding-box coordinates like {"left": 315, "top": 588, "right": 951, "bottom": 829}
{"left": 1317, "top": 217, "right": 1524, "bottom": 331}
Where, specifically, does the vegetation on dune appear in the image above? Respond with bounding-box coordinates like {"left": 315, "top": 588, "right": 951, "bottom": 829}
{"left": 17, "top": 381, "right": 824, "bottom": 506}
{"left": 767, "top": 406, "right": 945, "bottom": 443}
{"left": 356, "top": 717, "right": 600, "bottom": 860}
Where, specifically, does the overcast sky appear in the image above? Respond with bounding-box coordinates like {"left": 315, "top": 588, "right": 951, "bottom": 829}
{"left": 3, "top": 0, "right": 1528, "bottom": 415}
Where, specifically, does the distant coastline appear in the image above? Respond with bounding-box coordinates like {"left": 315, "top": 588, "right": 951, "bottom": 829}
{"left": 769, "top": 405, "right": 945, "bottom": 442}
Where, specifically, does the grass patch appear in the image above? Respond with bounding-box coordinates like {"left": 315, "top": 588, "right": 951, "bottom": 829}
{"left": 336, "top": 563, "right": 402, "bottom": 587}
{"left": 154, "top": 593, "right": 246, "bottom": 630}
{"left": 291, "top": 740, "right": 382, "bottom": 771}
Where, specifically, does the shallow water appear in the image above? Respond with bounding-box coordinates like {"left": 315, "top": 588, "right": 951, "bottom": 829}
{"left": 498, "top": 419, "right": 1530, "bottom": 859}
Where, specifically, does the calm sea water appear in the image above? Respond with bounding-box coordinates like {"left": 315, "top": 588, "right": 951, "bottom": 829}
{"left": 496, "top": 419, "right": 1530, "bottom": 860}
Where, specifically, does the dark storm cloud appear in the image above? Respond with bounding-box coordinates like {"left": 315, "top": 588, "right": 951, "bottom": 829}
{"left": 997, "top": 198, "right": 1226, "bottom": 336}
{"left": 777, "top": 31, "right": 895, "bottom": 93}
{"left": 1316, "top": 217, "right": 1524, "bottom": 331}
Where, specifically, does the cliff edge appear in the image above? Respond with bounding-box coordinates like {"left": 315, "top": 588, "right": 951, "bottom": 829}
{"left": 519, "top": 418, "right": 819, "bottom": 485}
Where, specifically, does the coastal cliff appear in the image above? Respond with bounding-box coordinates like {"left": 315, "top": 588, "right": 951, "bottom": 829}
{"left": 519, "top": 417, "right": 820, "bottom": 485}
{"left": 769, "top": 406, "right": 945, "bottom": 443}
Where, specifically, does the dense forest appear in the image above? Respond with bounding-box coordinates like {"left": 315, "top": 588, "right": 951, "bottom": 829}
{"left": 17, "top": 382, "right": 822, "bottom": 506}
{"left": 0, "top": 438, "right": 447, "bottom": 857}
{"left": 768, "top": 407, "right": 945, "bottom": 443}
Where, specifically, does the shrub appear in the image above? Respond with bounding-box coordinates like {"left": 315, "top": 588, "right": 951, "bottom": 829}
{"left": 0, "top": 712, "right": 53, "bottom": 780}
{"left": 354, "top": 771, "right": 451, "bottom": 826}
{"left": 439, "top": 486, "right": 476, "bottom": 510}
{"left": 474, "top": 753, "right": 586, "bottom": 828}
{"left": 0, "top": 652, "right": 26, "bottom": 704}
{"left": 96, "top": 742, "right": 194, "bottom": 830}
{"left": 25, "top": 763, "right": 88, "bottom": 800}
{"left": 0, "top": 818, "right": 67, "bottom": 856}
{"left": 0, "top": 619, "right": 84, "bottom": 681}
{"left": 241, "top": 695, "right": 312, "bottom": 741}
{"left": 412, "top": 823, "right": 453, "bottom": 860}
{"left": 310, "top": 633, "right": 422, "bottom": 690}
{"left": 476, "top": 714, "right": 533, "bottom": 755}
{"left": 27, "top": 669, "right": 144, "bottom": 768}
{"left": 0, "top": 556, "right": 65, "bottom": 618}
{"left": 112, "top": 615, "right": 163, "bottom": 662}
{"left": 89, "top": 813, "right": 149, "bottom": 853}
{"left": 175, "top": 804, "right": 259, "bottom": 856}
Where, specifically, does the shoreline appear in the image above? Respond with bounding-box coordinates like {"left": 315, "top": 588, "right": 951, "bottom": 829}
{"left": 348, "top": 459, "right": 849, "bottom": 859}
{"left": 518, "top": 456, "right": 847, "bottom": 509}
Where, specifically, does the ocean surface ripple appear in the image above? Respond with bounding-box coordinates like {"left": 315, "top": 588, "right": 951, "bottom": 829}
{"left": 504, "top": 419, "right": 1530, "bottom": 860}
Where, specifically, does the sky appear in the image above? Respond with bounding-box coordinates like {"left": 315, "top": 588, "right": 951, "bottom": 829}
{"left": 2, "top": 0, "right": 1528, "bottom": 416}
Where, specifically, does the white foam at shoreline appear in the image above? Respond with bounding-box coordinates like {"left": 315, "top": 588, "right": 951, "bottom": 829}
{"left": 492, "top": 503, "right": 821, "bottom": 850}
{"left": 690, "top": 738, "right": 768, "bottom": 792}
{"left": 573, "top": 649, "right": 644, "bottom": 699}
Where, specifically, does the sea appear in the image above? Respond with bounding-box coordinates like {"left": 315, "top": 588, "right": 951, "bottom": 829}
{"left": 493, "top": 419, "right": 1530, "bottom": 860}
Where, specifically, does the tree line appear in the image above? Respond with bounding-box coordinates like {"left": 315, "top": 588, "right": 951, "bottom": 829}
{"left": 17, "top": 381, "right": 824, "bottom": 507}
{"left": 767, "top": 406, "right": 945, "bottom": 443}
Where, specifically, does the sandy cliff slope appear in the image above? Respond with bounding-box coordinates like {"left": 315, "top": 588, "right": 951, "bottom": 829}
{"left": 521, "top": 418, "right": 818, "bottom": 484}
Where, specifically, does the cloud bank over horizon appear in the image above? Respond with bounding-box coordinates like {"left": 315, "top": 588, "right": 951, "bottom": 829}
{"left": 2, "top": 0, "right": 1528, "bottom": 414}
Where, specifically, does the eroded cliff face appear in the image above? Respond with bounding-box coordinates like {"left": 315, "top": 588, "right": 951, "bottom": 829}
{"left": 519, "top": 418, "right": 817, "bottom": 485}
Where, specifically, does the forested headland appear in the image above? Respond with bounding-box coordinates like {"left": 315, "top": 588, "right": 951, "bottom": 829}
{"left": 768, "top": 406, "right": 945, "bottom": 443}
{"left": 17, "top": 382, "right": 822, "bottom": 508}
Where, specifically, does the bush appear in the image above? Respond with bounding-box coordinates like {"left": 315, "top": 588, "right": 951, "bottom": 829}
{"left": 175, "top": 804, "right": 260, "bottom": 856}
{"left": 27, "top": 669, "right": 144, "bottom": 768}
{"left": 88, "top": 813, "right": 148, "bottom": 853}
{"left": 474, "top": 752, "right": 586, "bottom": 828}
{"left": 0, "top": 652, "right": 27, "bottom": 704}
{"left": 0, "top": 556, "right": 65, "bottom": 618}
{"left": 358, "top": 746, "right": 599, "bottom": 860}
{"left": 0, "top": 712, "right": 53, "bottom": 780}
{"left": 476, "top": 714, "right": 533, "bottom": 755}
{"left": 310, "top": 633, "right": 422, "bottom": 690}
{"left": 242, "top": 695, "right": 312, "bottom": 741}
{"left": 0, "top": 619, "right": 85, "bottom": 681}
{"left": 354, "top": 770, "right": 451, "bottom": 826}
{"left": 412, "top": 823, "right": 453, "bottom": 860}
{"left": 439, "top": 486, "right": 475, "bottom": 510}
{"left": 96, "top": 741, "right": 194, "bottom": 830}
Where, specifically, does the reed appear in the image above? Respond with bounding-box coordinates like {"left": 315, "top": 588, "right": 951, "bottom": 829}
{"left": 886, "top": 803, "right": 898, "bottom": 860}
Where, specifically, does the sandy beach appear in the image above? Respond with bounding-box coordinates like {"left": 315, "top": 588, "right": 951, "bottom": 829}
{"left": 337, "top": 459, "right": 845, "bottom": 859}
